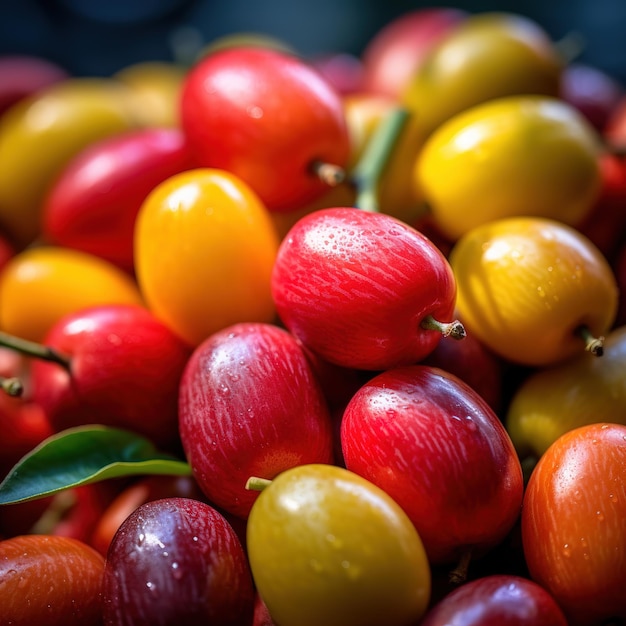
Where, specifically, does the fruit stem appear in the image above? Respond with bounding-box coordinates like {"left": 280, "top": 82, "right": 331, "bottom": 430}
{"left": 575, "top": 325, "right": 604, "bottom": 356}
{"left": 311, "top": 161, "right": 346, "bottom": 187}
{"left": 448, "top": 549, "right": 472, "bottom": 584}
{"left": 1, "top": 375, "right": 23, "bottom": 397}
{"left": 0, "top": 331, "right": 71, "bottom": 370}
{"left": 245, "top": 476, "right": 273, "bottom": 492}
{"left": 420, "top": 314, "right": 466, "bottom": 340}
{"left": 351, "top": 106, "right": 411, "bottom": 213}
{"left": 553, "top": 30, "right": 586, "bottom": 64}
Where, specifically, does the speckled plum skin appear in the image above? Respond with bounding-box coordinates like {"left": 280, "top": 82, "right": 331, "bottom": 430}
{"left": 271, "top": 207, "right": 459, "bottom": 370}
{"left": 102, "top": 497, "right": 254, "bottom": 626}
{"left": 341, "top": 364, "right": 524, "bottom": 565}
{"left": 178, "top": 322, "right": 334, "bottom": 519}
{"left": 420, "top": 574, "right": 568, "bottom": 626}
{"left": 30, "top": 303, "right": 192, "bottom": 450}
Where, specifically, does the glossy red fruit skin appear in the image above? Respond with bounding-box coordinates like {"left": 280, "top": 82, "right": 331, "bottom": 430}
{"left": 102, "top": 497, "right": 254, "bottom": 626}
{"left": 341, "top": 364, "right": 524, "bottom": 564}
{"left": 522, "top": 423, "right": 626, "bottom": 626}
{"left": 42, "top": 127, "right": 195, "bottom": 274}
{"left": 271, "top": 207, "right": 459, "bottom": 370}
{"left": 178, "top": 321, "right": 334, "bottom": 519}
{"left": 180, "top": 46, "right": 350, "bottom": 212}
{"left": 361, "top": 7, "right": 467, "bottom": 99}
{"left": 30, "top": 303, "right": 192, "bottom": 450}
{"left": 420, "top": 574, "right": 568, "bottom": 626}
{"left": 0, "top": 534, "right": 105, "bottom": 626}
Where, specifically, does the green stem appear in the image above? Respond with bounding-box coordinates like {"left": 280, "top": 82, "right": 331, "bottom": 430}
{"left": 0, "top": 331, "right": 71, "bottom": 369}
{"left": 350, "top": 107, "right": 411, "bottom": 213}
{"left": 553, "top": 30, "right": 586, "bottom": 65}
{"left": 420, "top": 314, "right": 466, "bottom": 340}
{"left": 245, "top": 476, "right": 273, "bottom": 492}
{"left": 1, "top": 375, "right": 23, "bottom": 397}
{"left": 575, "top": 325, "right": 604, "bottom": 356}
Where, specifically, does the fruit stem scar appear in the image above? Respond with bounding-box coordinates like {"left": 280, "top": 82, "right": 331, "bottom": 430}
{"left": 245, "top": 476, "right": 273, "bottom": 492}
{"left": 0, "top": 375, "right": 23, "bottom": 397}
{"left": 0, "top": 331, "right": 72, "bottom": 370}
{"left": 420, "top": 315, "right": 466, "bottom": 340}
{"left": 575, "top": 325, "right": 604, "bottom": 356}
{"left": 350, "top": 106, "right": 411, "bottom": 213}
{"left": 448, "top": 548, "right": 472, "bottom": 585}
{"left": 310, "top": 161, "right": 345, "bottom": 186}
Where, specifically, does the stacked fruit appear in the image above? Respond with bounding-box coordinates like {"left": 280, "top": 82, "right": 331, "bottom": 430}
{"left": 1, "top": 8, "right": 626, "bottom": 626}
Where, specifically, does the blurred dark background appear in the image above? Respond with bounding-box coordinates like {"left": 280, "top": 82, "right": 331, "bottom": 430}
{"left": 1, "top": 0, "right": 626, "bottom": 84}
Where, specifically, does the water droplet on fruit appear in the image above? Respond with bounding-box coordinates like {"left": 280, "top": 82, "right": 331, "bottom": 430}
{"left": 465, "top": 416, "right": 477, "bottom": 431}
{"left": 192, "top": 536, "right": 198, "bottom": 542}
{"left": 247, "top": 105, "right": 263, "bottom": 119}
{"left": 536, "top": 286, "right": 546, "bottom": 298}
{"left": 601, "top": 424, "right": 609, "bottom": 429}
{"left": 138, "top": 533, "right": 145, "bottom": 545}
{"left": 219, "top": 384, "right": 230, "bottom": 395}
{"left": 171, "top": 562, "right": 183, "bottom": 580}
{"left": 596, "top": 511, "right": 605, "bottom": 522}
{"left": 146, "top": 581, "right": 156, "bottom": 591}
{"left": 562, "top": 544, "right": 571, "bottom": 557}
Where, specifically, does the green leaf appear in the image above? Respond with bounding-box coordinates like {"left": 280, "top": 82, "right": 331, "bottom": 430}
{"left": 0, "top": 425, "right": 192, "bottom": 505}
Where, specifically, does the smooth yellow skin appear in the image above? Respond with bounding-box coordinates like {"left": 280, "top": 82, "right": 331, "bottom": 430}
{"left": 417, "top": 95, "right": 602, "bottom": 242}
{"left": 134, "top": 168, "right": 280, "bottom": 347}
{"left": 402, "top": 12, "right": 563, "bottom": 138}
{"left": 247, "top": 464, "right": 431, "bottom": 626}
{"left": 449, "top": 217, "right": 618, "bottom": 367}
{"left": 114, "top": 61, "right": 187, "bottom": 128}
{"left": 342, "top": 94, "right": 427, "bottom": 225}
{"left": 0, "top": 246, "right": 143, "bottom": 342}
{"left": 0, "top": 78, "right": 140, "bottom": 246}
{"left": 506, "top": 325, "right": 626, "bottom": 460}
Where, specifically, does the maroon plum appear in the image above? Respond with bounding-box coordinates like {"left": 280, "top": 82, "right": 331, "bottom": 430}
{"left": 102, "top": 497, "right": 254, "bottom": 626}
{"left": 0, "top": 54, "right": 69, "bottom": 117}
{"left": 420, "top": 574, "right": 568, "bottom": 625}
{"left": 560, "top": 63, "right": 623, "bottom": 132}
{"left": 271, "top": 207, "right": 464, "bottom": 371}
{"left": 341, "top": 365, "right": 524, "bottom": 569}
{"left": 178, "top": 321, "right": 334, "bottom": 519}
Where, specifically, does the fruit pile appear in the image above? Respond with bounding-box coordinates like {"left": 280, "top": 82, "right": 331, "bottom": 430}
{"left": 1, "top": 8, "right": 626, "bottom": 626}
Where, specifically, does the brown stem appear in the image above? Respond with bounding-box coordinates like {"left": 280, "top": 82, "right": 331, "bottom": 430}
{"left": 1, "top": 375, "right": 23, "bottom": 397}
{"left": 575, "top": 325, "right": 604, "bottom": 356}
{"left": 0, "top": 331, "right": 71, "bottom": 369}
{"left": 448, "top": 549, "right": 472, "bottom": 585}
{"left": 421, "top": 315, "right": 466, "bottom": 340}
